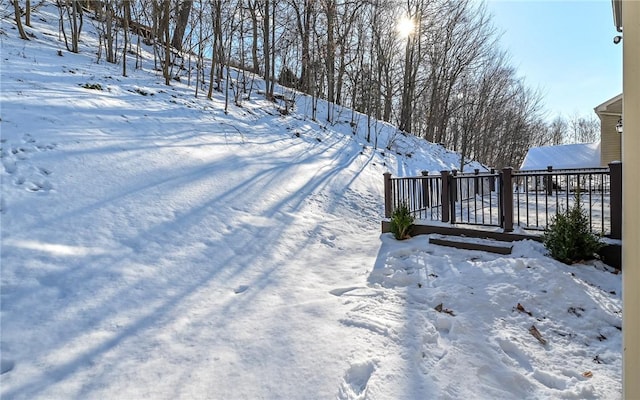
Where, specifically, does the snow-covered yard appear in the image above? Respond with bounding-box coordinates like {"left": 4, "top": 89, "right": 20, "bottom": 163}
{"left": 1, "top": 4, "right": 622, "bottom": 399}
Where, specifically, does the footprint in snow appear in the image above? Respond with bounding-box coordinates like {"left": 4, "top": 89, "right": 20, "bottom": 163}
{"left": 35, "top": 143, "right": 57, "bottom": 152}
{"left": 12, "top": 147, "right": 29, "bottom": 160}
{"left": 37, "top": 166, "right": 51, "bottom": 176}
{"left": 419, "top": 323, "right": 448, "bottom": 370}
{"left": 234, "top": 285, "right": 249, "bottom": 294}
{"left": 434, "top": 315, "right": 453, "bottom": 335}
{"left": 2, "top": 159, "right": 17, "bottom": 174}
{"left": 496, "top": 337, "right": 533, "bottom": 372}
{"left": 532, "top": 369, "right": 568, "bottom": 390}
{"left": 338, "top": 361, "right": 376, "bottom": 400}
{"left": 26, "top": 180, "right": 53, "bottom": 192}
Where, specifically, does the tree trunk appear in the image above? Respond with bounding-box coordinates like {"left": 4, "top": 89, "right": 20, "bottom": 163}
{"left": 247, "top": 1, "right": 260, "bottom": 74}
{"left": 269, "top": 0, "right": 275, "bottom": 98}
{"left": 25, "top": 0, "right": 31, "bottom": 27}
{"left": 292, "top": 0, "right": 314, "bottom": 95}
{"left": 171, "top": 0, "right": 192, "bottom": 51}
{"left": 71, "top": 0, "right": 80, "bottom": 53}
{"left": 122, "top": 0, "right": 130, "bottom": 76}
{"left": 208, "top": 0, "right": 222, "bottom": 99}
{"left": 13, "top": 0, "right": 29, "bottom": 40}
{"left": 161, "top": 0, "right": 171, "bottom": 85}
{"left": 262, "top": 0, "right": 272, "bottom": 100}
{"left": 324, "top": 0, "right": 336, "bottom": 121}
{"left": 399, "top": 35, "right": 414, "bottom": 133}
{"left": 104, "top": 1, "right": 115, "bottom": 61}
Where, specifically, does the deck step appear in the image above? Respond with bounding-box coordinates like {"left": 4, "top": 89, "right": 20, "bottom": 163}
{"left": 429, "top": 237, "right": 513, "bottom": 255}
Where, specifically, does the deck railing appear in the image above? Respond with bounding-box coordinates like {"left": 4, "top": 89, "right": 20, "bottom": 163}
{"left": 384, "top": 171, "right": 444, "bottom": 222}
{"left": 383, "top": 162, "right": 622, "bottom": 239}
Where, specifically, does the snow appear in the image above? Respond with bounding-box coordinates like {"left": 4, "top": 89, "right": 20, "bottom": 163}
{"left": 1, "top": 4, "right": 621, "bottom": 399}
{"left": 520, "top": 142, "right": 602, "bottom": 170}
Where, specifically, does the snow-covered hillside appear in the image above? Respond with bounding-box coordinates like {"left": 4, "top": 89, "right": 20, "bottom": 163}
{"left": 1, "top": 4, "right": 621, "bottom": 399}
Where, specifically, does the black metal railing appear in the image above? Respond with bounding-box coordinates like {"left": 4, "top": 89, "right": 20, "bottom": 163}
{"left": 512, "top": 167, "right": 611, "bottom": 234}
{"left": 449, "top": 169, "right": 502, "bottom": 227}
{"left": 385, "top": 172, "right": 443, "bottom": 221}
{"left": 383, "top": 162, "right": 622, "bottom": 239}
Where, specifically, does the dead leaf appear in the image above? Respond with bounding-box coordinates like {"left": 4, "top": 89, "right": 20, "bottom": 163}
{"left": 434, "top": 303, "right": 456, "bottom": 316}
{"left": 582, "top": 371, "right": 593, "bottom": 378}
{"left": 516, "top": 303, "right": 533, "bottom": 316}
{"left": 529, "top": 325, "right": 547, "bottom": 345}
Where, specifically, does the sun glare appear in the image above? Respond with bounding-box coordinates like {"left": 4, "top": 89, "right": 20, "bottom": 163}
{"left": 396, "top": 16, "right": 416, "bottom": 38}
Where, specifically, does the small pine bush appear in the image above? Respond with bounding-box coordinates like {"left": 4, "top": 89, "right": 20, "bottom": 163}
{"left": 390, "top": 203, "right": 414, "bottom": 240}
{"left": 543, "top": 197, "right": 603, "bottom": 264}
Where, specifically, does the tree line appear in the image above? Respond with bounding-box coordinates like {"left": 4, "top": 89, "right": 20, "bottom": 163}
{"left": 10, "top": 0, "right": 602, "bottom": 170}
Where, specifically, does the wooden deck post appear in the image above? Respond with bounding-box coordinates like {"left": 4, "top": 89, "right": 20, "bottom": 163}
{"left": 440, "top": 170, "right": 450, "bottom": 223}
{"left": 384, "top": 172, "right": 393, "bottom": 218}
{"left": 502, "top": 167, "right": 514, "bottom": 232}
{"left": 450, "top": 170, "right": 458, "bottom": 224}
{"left": 609, "top": 161, "right": 622, "bottom": 239}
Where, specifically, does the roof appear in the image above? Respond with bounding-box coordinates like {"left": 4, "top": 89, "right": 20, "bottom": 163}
{"left": 595, "top": 93, "right": 623, "bottom": 115}
{"left": 520, "top": 142, "right": 601, "bottom": 170}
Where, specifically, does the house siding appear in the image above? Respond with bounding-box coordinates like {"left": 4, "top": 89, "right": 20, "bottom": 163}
{"left": 623, "top": 1, "right": 640, "bottom": 398}
{"left": 599, "top": 113, "right": 622, "bottom": 165}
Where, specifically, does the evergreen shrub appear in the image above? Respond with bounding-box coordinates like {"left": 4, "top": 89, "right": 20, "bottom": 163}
{"left": 543, "top": 198, "right": 603, "bottom": 264}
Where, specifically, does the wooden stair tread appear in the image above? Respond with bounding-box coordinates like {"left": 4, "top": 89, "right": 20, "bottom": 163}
{"left": 429, "top": 237, "right": 513, "bottom": 255}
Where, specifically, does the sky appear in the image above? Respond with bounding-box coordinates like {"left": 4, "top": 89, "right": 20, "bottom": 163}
{"left": 484, "top": 0, "right": 623, "bottom": 120}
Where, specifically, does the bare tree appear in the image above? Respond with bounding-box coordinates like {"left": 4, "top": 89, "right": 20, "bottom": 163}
{"left": 57, "top": 0, "right": 83, "bottom": 52}
{"left": 12, "top": 0, "right": 29, "bottom": 40}
{"left": 158, "top": 0, "right": 172, "bottom": 85}
{"left": 567, "top": 114, "right": 600, "bottom": 143}
{"left": 398, "top": 0, "right": 424, "bottom": 134}
{"left": 548, "top": 115, "right": 567, "bottom": 145}
{"left": 262, "top": 0, "right": 272, "bottom": 99}
{"left": 208, "top": 0, "right": 223, "bottom": 98}
{"left": 245, "top": 0, "right": 261, "bottom": 74}
{"left": 422, "top": 0, "right": 496, "bottom": 143}
{"left": 371, "top": 1, "right": 400, "bottom": 123}
{"left": 25, "top": 0, "right": 30, "bottom": 26}
{"left": 288, "top": 0, "right": 316, "bottom": 95}
{"left": 122, "top": 0, "right": 131, "bottom": 76}
{"left": 194, "top": 0, "right": 206, "bottom": 97}
{"left": 30, "top": 0, "right": 553, "bottom": 167}
{"left": 171, "top": 0, "right": 193, "bottom": 51}
{"left": 104, "top": 0, "right": 116, "bottom": 63}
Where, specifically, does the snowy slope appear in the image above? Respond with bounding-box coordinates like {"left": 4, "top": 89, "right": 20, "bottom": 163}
{"left": 1, "top": 4, "right": 621, "bottom": 399}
